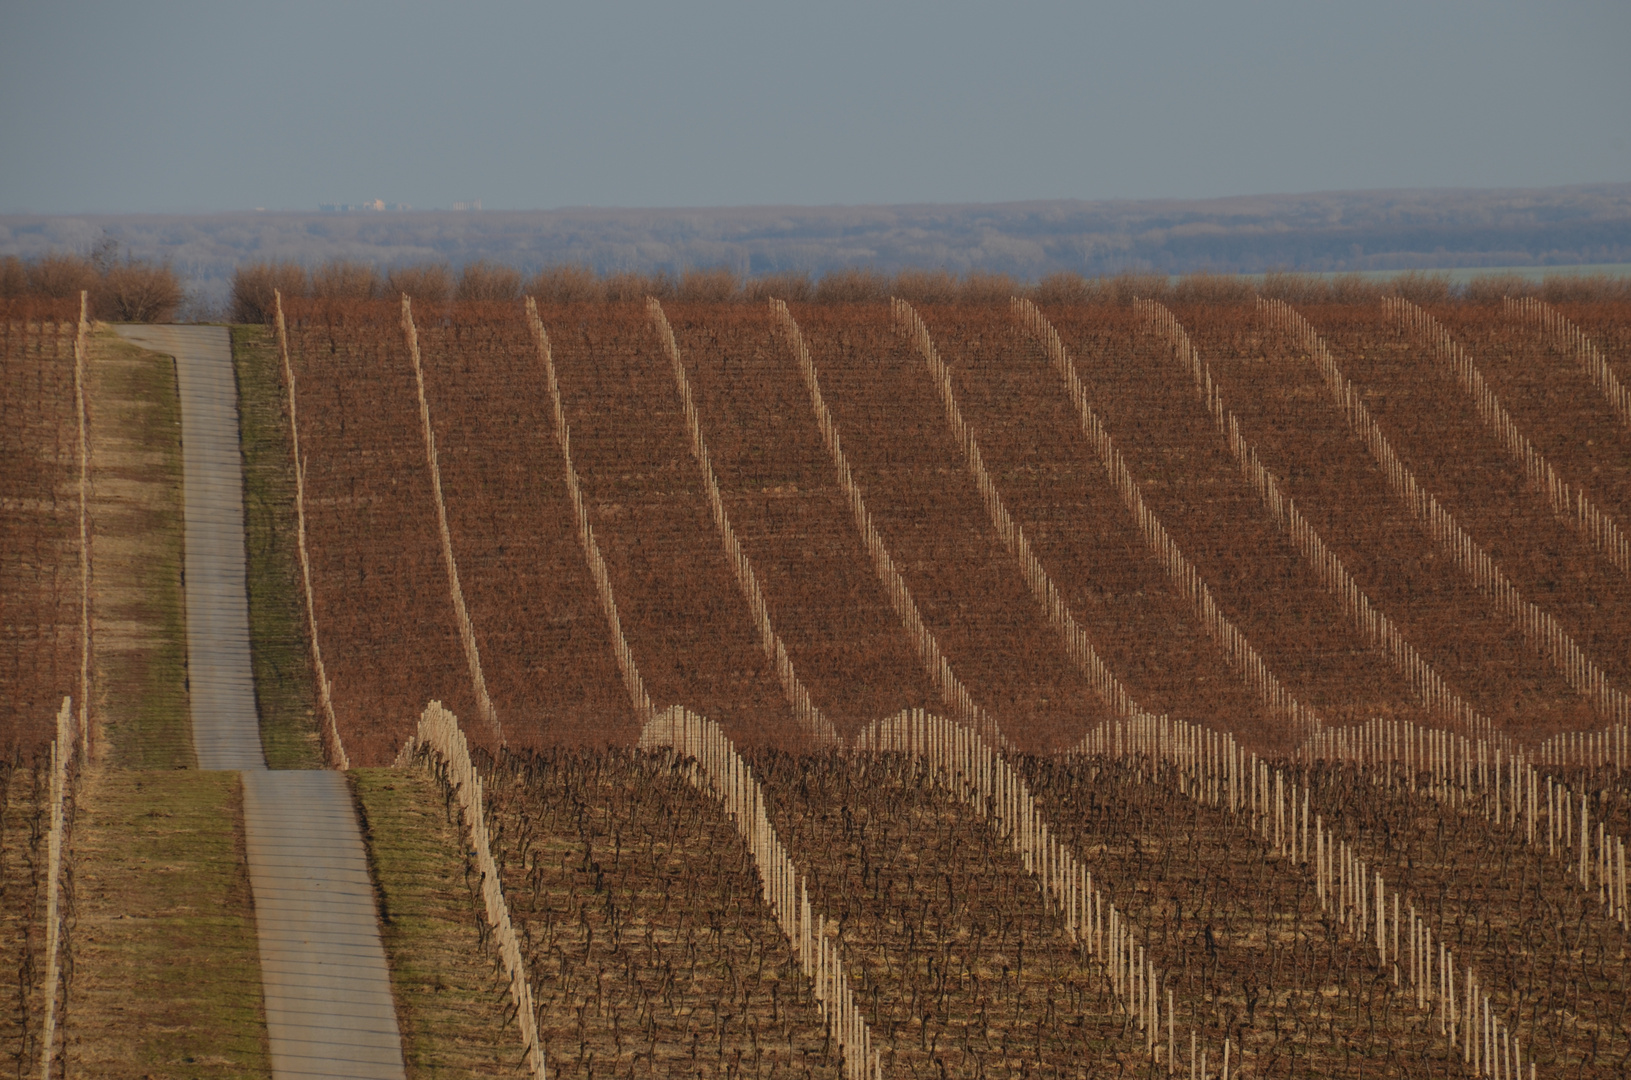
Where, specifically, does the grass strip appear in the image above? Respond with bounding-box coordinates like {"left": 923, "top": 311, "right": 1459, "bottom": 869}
{"left": 88, "top": 329, "right": 192, "bottom": 768}
{"left": 351, "top": 767, "right": 519, "bottom": 1078}
{"left": 65, "top": 769, "right": 268, "bottom": 1075}
{"left": 232, "top": 324, "right": 322, "bottom": 769}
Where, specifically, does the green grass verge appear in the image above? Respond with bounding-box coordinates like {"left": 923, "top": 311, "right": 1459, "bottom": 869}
{"left": 351, "top": 768, "right": 519, "bottom": 1078}
{"left": 66, "top": 769, "right": 268, "bottom": 1074}
{"left": 231, "top": 324, "right": 322, "bottom": 769}
{"left": 92, "top": 330, "right": 193, "bottom": 768}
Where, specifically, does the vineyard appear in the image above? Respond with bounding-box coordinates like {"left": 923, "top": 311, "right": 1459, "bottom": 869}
{"left": 258, "top": 290, "right": 1631, "bottom": 1077}
{"left": 2, "top": 285, "right": 1628, "bottom": 1075}
{"left": 1, "top": 305, "right": 87, "bottom": 1070}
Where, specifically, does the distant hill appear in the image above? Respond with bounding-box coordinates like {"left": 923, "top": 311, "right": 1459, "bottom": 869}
{"left": 4, "top": 182, "right": 1629, "bottom": 312}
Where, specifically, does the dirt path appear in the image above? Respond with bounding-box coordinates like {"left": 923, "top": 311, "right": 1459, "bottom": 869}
{"left": 113, "top": 325, "right": 406, "bottom": 1079}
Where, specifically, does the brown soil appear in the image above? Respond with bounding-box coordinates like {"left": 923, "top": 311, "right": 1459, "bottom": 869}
{"left": 671, "top": 303, "right": 937, "bottom": 737}
{"left": 1024, "top": 756, "right": 1458, "bottom": 1078}
{"left": 417, "top": 309, "right": 637, "bottom": 750}
{"left": 0, "top": 321, "right": 79, "bottom": 757}
{"left": 1307, "top": 765, "right": 1631, "bottom": 1077}
{"left": 286, "top": 305, "right": 478, "bottom": 765}
{"left": 790, "top": 305, "right": 1108, "bottom": 753}
{"left": 1044, "top": 304, "right": 1424, "bottom": 733}
{"left": 546, "top": 303, "right": 790, "bottom": 747}
{"left": 1427, "top": 304, "right": 1631, "bottom": 533}
{"left": 1307, "top": 305, "right": 1631, "bottom": 688}
{"left": 485, "top": 747, "right": 843, "bottom": 1078}
{"left": 1178, "top": 304, "right": 1593, "bottom": 739}
{"left": 751, "top": 749, "right": 1149, "bottom": 1076}
{"left": 940, "top": 303, "right": 1339, "bottom": 750}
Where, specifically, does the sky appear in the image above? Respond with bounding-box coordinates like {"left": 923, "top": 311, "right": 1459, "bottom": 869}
{"left": 1, "top": 0, "right": 1628, "bottom": 214}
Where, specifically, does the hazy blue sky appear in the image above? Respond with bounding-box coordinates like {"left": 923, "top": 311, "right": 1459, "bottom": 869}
{"left": 2, "top": 1, "right": 1627, "bottom": 213}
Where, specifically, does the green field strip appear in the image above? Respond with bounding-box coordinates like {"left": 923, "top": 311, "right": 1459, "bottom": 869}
{"left": 88, "top": 329, "right": 193, "bottom": 768}
{"left": 65, "top": 768, "right": 268, "bottom": 1074}
{"left": 350, "top": 767, "right": 520, "bottom": 1078}
{"left": 231, "top": 324, "right": 323, "bottom": 769}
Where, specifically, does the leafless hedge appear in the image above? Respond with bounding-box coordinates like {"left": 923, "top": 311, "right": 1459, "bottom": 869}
{"left": 0, "top": 253, "right": 182, "bottom": 321}
{"left": 217, "top": 257, "right": 1631, "bottom": 323}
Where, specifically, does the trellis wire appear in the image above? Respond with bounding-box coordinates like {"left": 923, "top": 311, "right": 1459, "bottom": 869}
{"left": 769, "top": 299, "right": 1003, "bottom": 747}
{"left": 646, "top": 299, "right": 839, "bottom": 747}
{"left": 400, "top": 296, "right": 501, "bottom": 741}
{"left": 273, "top": 290, "right": 350, "bottom": 769}
{"left": 1261, "top": 298, "right": 1629, "bottom": 729}
{"left": 1387, "top": 297, "right": 1630, "bottom": 580}
{"left": 1504, "top": 296, "right": 1631, "bottom": 430}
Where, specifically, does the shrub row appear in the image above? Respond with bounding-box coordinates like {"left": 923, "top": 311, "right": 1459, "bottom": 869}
{"left": 0, "top": 254, "right": 184, "bottom": 322}
{"left": 234, "top": 261, "right": 1631, "bottom": 321}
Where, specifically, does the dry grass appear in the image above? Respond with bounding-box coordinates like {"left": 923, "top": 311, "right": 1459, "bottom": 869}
{"left": 85, "top": 329, "right": 192, "bottom": 768}
{"left": 65, "top": 769, "right": 268, "bottom": 1077}
{"left": 231, "top": 325, "right": 322, "bottom": 769}
{"left": 351, "top": 768, "right": 520, "bottom": 1078}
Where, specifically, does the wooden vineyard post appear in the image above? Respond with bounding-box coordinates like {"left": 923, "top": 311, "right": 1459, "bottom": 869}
{"left": 400, "top": 297, "right": 501, "bottom": 741}
{"left": 1010, "top": 298, "right": 1321, "bottom": 746}
{"left": 73, "top": 291, "right": 90, "bottom": 761}
{"left": 645, "top": 298, "right": 839, "bottom": 747}
{"left": 1134, "top": 298, "right": 1484, "bottom": 740}
{"left": 769, "top": 299, "right": 1003, "bottom": 746}
{"left": 273, "top": 291, "right": 350, "bottom": 769}
{"left": 37, "top": 697, "right": 76, "bottom": 1079}
{"left": 1387, "top": 296, "right": 1631, "bottom": 579}
{"left": 1260, "top": 297, "right": 1630, "bottom": 729}
{"left": 406, "top": 703, "right": 545, "bottom": 1078}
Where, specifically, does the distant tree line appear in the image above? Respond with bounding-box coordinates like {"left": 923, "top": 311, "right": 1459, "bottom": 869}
{"left": 10, "top": 246, "right": 1628, "bottom": 325}
{"left": 233, "top": 260, "right": 1631, "bottom": 322}
{"left": 0, "top": 245, "right": 184, "bottom": 322}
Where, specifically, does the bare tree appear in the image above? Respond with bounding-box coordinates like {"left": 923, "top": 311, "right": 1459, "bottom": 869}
{"left": 98, "top": 260, "right": 184, "bottom": 322}
{"left": 232, "top": 261, "right": 309, "bottom": 322}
